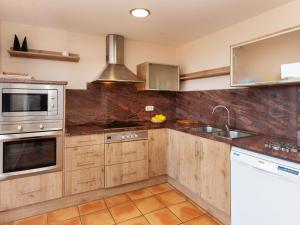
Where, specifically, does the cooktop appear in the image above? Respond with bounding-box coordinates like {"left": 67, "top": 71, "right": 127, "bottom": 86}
{"left": 101, "top": 120, "right": 142, "bottom": 130}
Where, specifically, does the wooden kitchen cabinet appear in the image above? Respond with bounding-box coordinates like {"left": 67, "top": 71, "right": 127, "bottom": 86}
{"left": 167, "top": 129, "right": 231, "bottom": 216}
{"left": 167, "top": 129, "right": 181, "bottom": 180}
{"left": 65, "top": 145, "right": 104, "bottom": 171}
{"left": 105, "top": 140, "right": 148, "bottom": 165}
{"left": 105, "top": 160, "right": 148, "bottom": 188}
{"left": 0, "top": 172, "right": 62, "bottom": 211}
{"left": 65, "top": 134, "right": 104, "bottom": 147}
{"left": 148, "top": 129, "right": 168, "bottom": 177}
{"left": 199, "top": 139, "right": 231, "bottom": 215}
{"left": 104, "top": 138, "right": 149, "bottom": 188}
{"left": 65, "top": 166, "right": 105, "bottom": 195}
{"left": 64, "top": 134, "right": 105, "bottom": 195}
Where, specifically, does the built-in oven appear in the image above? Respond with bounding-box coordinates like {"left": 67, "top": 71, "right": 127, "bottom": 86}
{"left": 0, "top": 130, "right": 63, "bottom": 180}
{"left": 0, "top": 83, "right": 64, "bottom": 123}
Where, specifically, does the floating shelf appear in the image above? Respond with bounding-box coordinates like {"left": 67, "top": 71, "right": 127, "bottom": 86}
{"left": 7, "top": 48, "right": 80, "bottom": 62}
{"left": 180, "top": 66, "right": 230, "bottom": 81}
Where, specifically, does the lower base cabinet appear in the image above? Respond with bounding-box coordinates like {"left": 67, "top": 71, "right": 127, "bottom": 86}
{"left": 105, "top": 160, "right": 149, "bottom": 188}
{"left": 0, "top": 172, "right": 62, "bottom": 211}
{"left": 168, "top": 129, "right": 231, "bottom": 218}
{"left": 65, "top": 166, "right": 105, "bottom": 195}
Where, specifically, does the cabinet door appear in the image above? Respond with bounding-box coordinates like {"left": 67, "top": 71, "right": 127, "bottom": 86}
{"left": 65, "top": 166, "right": 104, "bottom": 195}
{"left": 167, "top": 130, "right": 181, "bottom": 180}
{"left": 0, "top": 172, "right": 62, "bottom": 211}
{"left": 105, "top": 160, "right": 148, "bottom": 188}
{"left": 65, "top": 145, "right": 104, "bottom": 171}
{"left": 199, "top": 139, "right": 231, "bottom": 215}
{"left": 179, "top": 133, "right": 202, "bottom": 194}
{"left": 148, "top": 129, "right": 168, "bottom": 177}
{"left": 105, "top": 140, "right": 148, "bottom": 165}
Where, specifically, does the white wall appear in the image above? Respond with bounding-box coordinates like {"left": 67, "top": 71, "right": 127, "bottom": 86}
{"left": 0, "top": 21, "right": 177, "bottom": 89}
{"left": 176, "top": 0, "right": 300, "bottom": 91}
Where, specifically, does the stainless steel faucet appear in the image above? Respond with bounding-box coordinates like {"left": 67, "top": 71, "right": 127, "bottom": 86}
{"left": 212, "top": 105, "right": 231, "bottom": 131}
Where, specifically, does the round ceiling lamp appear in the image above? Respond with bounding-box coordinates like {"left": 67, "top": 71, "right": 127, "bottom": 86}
{"left": 130, "top": 8, "right": 150, "bottom": 18}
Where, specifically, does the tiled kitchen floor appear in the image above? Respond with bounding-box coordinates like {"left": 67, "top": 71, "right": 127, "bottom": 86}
{"left": 3, "top": 183, "right": 223, "bottom": 225}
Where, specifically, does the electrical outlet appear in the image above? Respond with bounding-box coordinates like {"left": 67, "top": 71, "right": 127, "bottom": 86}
{"left": 145, "top": 106, "right": 154, "bottom": 111}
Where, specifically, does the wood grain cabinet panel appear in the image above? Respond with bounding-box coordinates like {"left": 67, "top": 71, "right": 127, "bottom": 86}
{"left": 0, "top": 172, "right": 62, "bottom": 211}
{"left": 65, "top": 166, "right": 104, "bottom": 195}
{"left": 167, "top": 129, "right": 182, "bottom": 181}
{"left": 65, "top": 134, "right": 104, "bottom": 147}
{"left": 65, "top": 145, "right": 104, "bottom": 171}
{"left": 199, "top": 139, "right": 231, "bottom": 215}
{"left": 105, "top": 160, "right": 148, "bottom": 188}
{"left": 167, "top": 129, "right": 231, "bottom": 217}
{"left": 148, "top": 129, "right": 168, "bottom": 177}
{"left": 105, "top": 140, "right": 148, "bottom": 165}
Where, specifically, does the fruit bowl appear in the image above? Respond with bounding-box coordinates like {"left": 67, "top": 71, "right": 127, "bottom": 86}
{"left": 151, "top": 118, "right": 166, "bottom": 124}
{"left": 151, "top": 114, "right": 166, "bottom": 123}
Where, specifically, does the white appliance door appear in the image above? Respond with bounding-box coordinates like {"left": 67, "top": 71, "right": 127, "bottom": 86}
{"left": 231, "top": 148, "right": 300, "bottom": 225}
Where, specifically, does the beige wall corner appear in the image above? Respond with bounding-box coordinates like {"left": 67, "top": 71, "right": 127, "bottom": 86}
{"left": 0, "top": 21, "right": 177, "bottom": 89}
{"left": 176, "top": 0, "right": 300, "bottom": 91}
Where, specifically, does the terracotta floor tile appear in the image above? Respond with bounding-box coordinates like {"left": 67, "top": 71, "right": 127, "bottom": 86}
{"left": 105, "top": 194, "right": 131, "bottom": 208}
{"left": 109, "top": 202, "right": 142, "bottom": 223}
{"left": 144, "top": 208, "right": 181, "bottom": 225}
{"left": 127, "top": 189, "right": 153, "bottom": 201}
{"left": 78, "top": 199, "right": 106, "bottom": 215}
{"left": 168, "top": 201, "right": 204, "bottom": 222}
{"left": 146, "top": 183, "right": 173, "bottom": 195}
{"left": 48, "top": 207, "right": 79, "bottom": 224}
{"left": 49, "top": 217, "right": 82, "bottom": 225}
{"left": 117, "top": 216, "right": 150, "bottom": 225}
{"left": 14, "top": 214, "right": 47, "bottom": 225}
{"left": 156, "top": 191, "right": 186, "bottom": 206}
{"left": 185, "top": 215, "right": 219, "bottom": 225}
{"left": 81, "top": 209, "right": 114, "bottom": 225}
{"left": 134, "top": 196, "right": 165, "bottom": 214}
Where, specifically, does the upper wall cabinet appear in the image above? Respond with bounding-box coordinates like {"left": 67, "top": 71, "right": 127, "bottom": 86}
{"left": 231, "top": 27, "right": 300, "bottom": 86}
{"left": 136, "top": 62, "right": 180, "bottom": 91}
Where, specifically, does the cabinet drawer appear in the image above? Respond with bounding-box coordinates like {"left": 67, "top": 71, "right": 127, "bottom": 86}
{"left": 0, "top": 172, "right": 62, "bottom": 211}
{"left": 65, "top": 145, "right": 104, "bottom": 171}
{"left": 105, "top": 140, "right": 148, "bottom": 165}
{"left": 65, "top": 166, "right": 104, "bottom": 195}
{"left": 105, "top": 160, "right": 148, "bottom": 188}
{"left": 65, "top": 134, "right": 104, "bottom": 147}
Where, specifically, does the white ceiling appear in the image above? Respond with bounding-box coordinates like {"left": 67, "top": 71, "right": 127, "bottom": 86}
{"left": 0, "top": 0, "right": 293, "bottom": 46}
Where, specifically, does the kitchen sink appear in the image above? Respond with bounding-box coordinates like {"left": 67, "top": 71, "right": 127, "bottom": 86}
{"left": 189, "top": 125, "right": 223, "bottom": 133}
{"left": 212, "top": 130, "right": 257, "bottom": 140}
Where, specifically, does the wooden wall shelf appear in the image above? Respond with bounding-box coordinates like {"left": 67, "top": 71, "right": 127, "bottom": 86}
{"left": 180, "top": 66, "right": 230, "bottom": 81}
{"left": 7, "top": 48, "right": 80, "bottom": 62}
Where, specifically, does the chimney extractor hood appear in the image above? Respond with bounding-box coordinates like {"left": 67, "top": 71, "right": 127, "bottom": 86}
{"left": 94, "top": 34, "right": 143, "bottom": 83}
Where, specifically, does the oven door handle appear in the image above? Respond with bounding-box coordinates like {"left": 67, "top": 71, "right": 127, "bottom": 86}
{"left": 0, "top": 131, "right": 63, "bottom": 141}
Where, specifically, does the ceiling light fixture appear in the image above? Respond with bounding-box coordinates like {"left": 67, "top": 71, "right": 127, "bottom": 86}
{"left": 130, "top": 8, "right": 150, "bottom": 18}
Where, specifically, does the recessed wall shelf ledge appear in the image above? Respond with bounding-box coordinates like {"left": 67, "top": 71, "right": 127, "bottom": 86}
{"left": 180, "top": 66, "right": 230, "bottom": 81}
{"left": 7, "top": 48, "right": 80, "bottom": 62}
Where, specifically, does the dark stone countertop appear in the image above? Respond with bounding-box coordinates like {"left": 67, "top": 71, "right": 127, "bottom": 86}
{"left": 0, "top": 78, "right": 68, "bottom": 85}
{"left": 65, "top": 120, "right": 300, "bottom": 164}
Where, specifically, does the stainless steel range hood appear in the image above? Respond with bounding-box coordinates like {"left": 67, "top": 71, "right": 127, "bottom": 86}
{"left": 94, "top": 34, "right": 143, "bottom": 83}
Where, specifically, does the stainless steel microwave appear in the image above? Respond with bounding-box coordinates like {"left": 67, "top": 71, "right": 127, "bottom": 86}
{"left": 0, "top": 130, "right": 63, "bottom": 180}
{"left": 0, "top": 83, "right": 64, "bottom": 122}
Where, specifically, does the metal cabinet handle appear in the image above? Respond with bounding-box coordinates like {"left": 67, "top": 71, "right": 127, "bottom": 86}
{"left": 121, "top": 172, "right": 137, "bottom": 177}
{"left": 76, "top": 162, "right": 95, "bottom": 167}
{"left": 122, "top": 151, "right": 136, "bottom": 155}
{"left": 77, "top": 151, "right": 96, "bottom": 156}
{"left": 77, "top": 179, "right": 96, "bottom": 184}
{"left": 18, "top": 188, "right": 41, "bottom": 195}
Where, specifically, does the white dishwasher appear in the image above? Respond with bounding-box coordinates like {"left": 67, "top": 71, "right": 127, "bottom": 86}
{"left": 231, "top": 147, "right": 300, "bottom": 225}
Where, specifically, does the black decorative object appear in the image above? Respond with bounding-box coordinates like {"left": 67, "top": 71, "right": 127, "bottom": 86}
{"left": 21, "top": 37, "right": 28, "bottom": 52}
{"left": 13, "top": 34, "right": 20, "bottom": 51}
